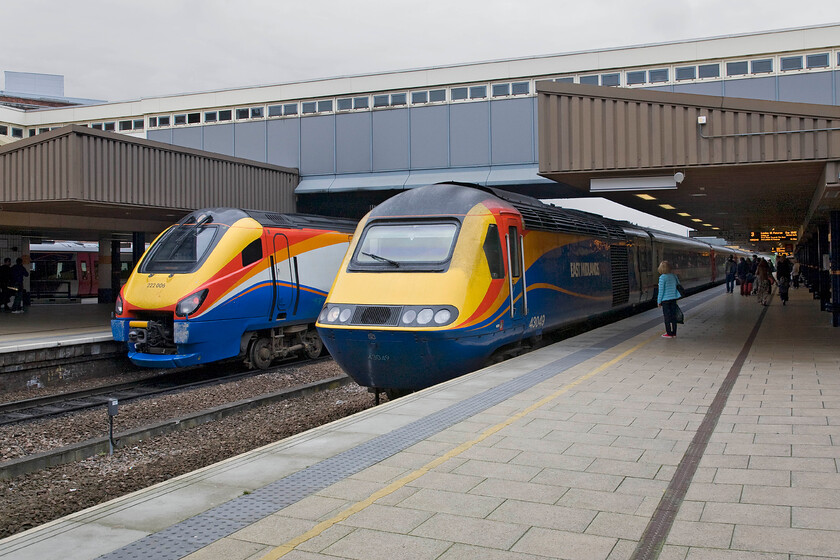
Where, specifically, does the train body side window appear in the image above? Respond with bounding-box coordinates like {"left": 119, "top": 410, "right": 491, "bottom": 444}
{"left": 508, "top": 226, "right": 521, "bottom": 278}
{"left": 241, "top": 238, "right": 263, "bottom": 267}
{"left": 483, "top": 224, "right": 504, "bottom": 279}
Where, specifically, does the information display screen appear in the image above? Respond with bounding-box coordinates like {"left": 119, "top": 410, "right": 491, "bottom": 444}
{"left": 749, "top": 231, "right": 797, "bottom": 243}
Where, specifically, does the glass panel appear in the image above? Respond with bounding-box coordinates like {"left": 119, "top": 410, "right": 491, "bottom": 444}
{"left": 451, "top": 87, "right": 468, "bottom": 100}
{"left": 148, "top": 118, "right": 157, "bottom": 127}
{"left": 250, "top": 107, "right": 263, "bottom": 118}
{"left": 781, "top": 56, "right": 803, "bottom": 71}
{"left": 236, "top": 108, "right": 249, "bottom": 119}
{"left": 205, "top": 111, "right": 217, "bottom": 122}
{"left": 268, "top": 105, "right": 283, "bottom": 117}
{"left": 698, "top": 64, "right": 720, "bottom": 78}
{"left": 337, "top": 98, "right": 352, "bottom": 110}
{"left": 119, "top": 121, "right": 132, "bottom": 130}
{"left": 133, "top": 119, "right": 145, "bottom": 130}
{"left": 751, "top": 59, "right": 772, "bottom": 73}
{"left": 806, "top": 53, "right": 829, "bottom": 68}
{"left": 159, "top": 116, "right": 171, "bottom": 126}
{"left": 412, "top": 91, "right": 428, "bottom": 104}
{"left": 492, "top": 83, "right": 510, "bottom": 97}
{"left": 317, "top": 100, "right": 332, "bottom": 112}
{"left": 648, "top": 68, "right": 668, "bottom": 83}
{"left": 390, "top": 93, "right": 406, "bottom": 105}
{"left": 188, "top": 113, "right": 201, "bottom": 123}
{"left": 356, "top": 223, "right": 458, "bottom": 265}
{"left": 675, "top": 66, "right": 696, "bottom": 80}
{"left": 554, "top": 77, "right": 573, "bottom": 83}
{"left": 103, "top": 122, "right": 115, "bottom": 131}
{"left": 11, "top": 127, "right": 23, "bottom": 137}
{"left": 601, "top": 74, "right": 619, "bottom": 86}
{"left": 0, "top": 125, "right": 8, "bottom": 135}
{"left": 726, "top": 61, "right": 748, "bottom": 76}
{"left": 429, "top": 89, "right": 446, "bottom": 102}
{"left": 512, "top": 81, "right": 529, "bottom": 95}
{"left": 174, "top": 115, "right": 186, "bottom": 125}
{"left": 373, "top": 94, "right": 389, "bottom": 107}
{"left": 469, "top": 86, "right": 486, "bottom": 99}
{"left": 626, "top": 71, "right": 646, "bottom": 85}
{"left": 218, "top": 110, "right": 232, "bottom": 121}
{"left": 91, "top": 123, "right": 103, "bottom": 130}
{"left": 579, "top": 75, "right": 599, "bottom": 85}
{"left": 282, "top": 104, "right": 297, "bottom": 115}
{"left": 302, "top": 102, "right": 317, "bottom": 114}
{"left": 141, "top": 221, "right": 220, "bottom": 274}
{"left": 353, "top": 97, "right": 369, "bottom": 109}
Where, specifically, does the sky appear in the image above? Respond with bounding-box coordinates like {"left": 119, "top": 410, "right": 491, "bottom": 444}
{"left": 1, "top": 1, "right": 836, "bottom": 236}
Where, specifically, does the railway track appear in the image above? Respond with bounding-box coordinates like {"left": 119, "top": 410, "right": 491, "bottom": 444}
{"left": 0, "top": 356, "right": 327, "bottom": 425}
{"left": 0, "top": 371, "right": 352, "bottom": 480}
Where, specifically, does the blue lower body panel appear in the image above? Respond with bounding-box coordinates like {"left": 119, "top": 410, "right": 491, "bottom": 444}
{"left": 318, "top": 326, "right": 513, "bottom": 390}
{"left": 112, "top": 317, "right": 245, "bottom": 368}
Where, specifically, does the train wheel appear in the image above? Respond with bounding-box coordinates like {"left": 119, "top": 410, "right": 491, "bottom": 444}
{"left": 300, "top": 329, "right": 323, "bottom": 359}
{"left": 249, "top": 336, "right": 273, "bottom": 370}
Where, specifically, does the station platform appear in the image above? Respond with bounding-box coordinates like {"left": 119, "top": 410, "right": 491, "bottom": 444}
{"left": 0, "top": 302, "right": 112, "bottom": 354}
{"left": 1, "top": 285, "right": 838, "bottom": 560}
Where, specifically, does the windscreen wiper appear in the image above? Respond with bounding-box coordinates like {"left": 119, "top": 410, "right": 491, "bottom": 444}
{"left": 166, "top": 215, "right": 213, "bottom": 259}
{"left": 362, "top": 251, "right": 400, "bottom": 267}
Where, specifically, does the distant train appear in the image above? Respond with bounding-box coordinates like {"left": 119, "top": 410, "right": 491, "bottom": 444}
{"left": 317, "top": 182, "right": 744, "bottom": 393}
{"left": 111, "top": 209, "right": 356, "bottom": 368}
{"left": 29, "top": 241, "right": 135, "bottom": 299}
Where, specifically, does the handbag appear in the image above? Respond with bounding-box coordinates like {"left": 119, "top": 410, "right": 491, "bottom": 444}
{"left": 675, "top": 304, "right": 684, "bottom": 324}
{"left": 676, "top": 283, "right": 686, "bottom": 297}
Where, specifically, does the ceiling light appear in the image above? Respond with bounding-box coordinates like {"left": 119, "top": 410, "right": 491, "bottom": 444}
{"left": 690, "top": 193, "right": 707, "bottom": 197}
{"left": 658, "top": 204, "right": 676, "bottom": 210}
{"left": 691, "top": 218, "right": 703, "bottom": 222}
{"left": 702, "top": 223, "right": 712, "bottom": 227}
{"left": 591, "top": 176, "right": 679, "bottom": 192}
{"left": 712, "top": 227, "right": 720, "bottom": 230}
{"left": 677, "top": 212, "right": 691, "bottom": 217}
{"left": 636, "top": 194, "right": 656, "bottom": 201}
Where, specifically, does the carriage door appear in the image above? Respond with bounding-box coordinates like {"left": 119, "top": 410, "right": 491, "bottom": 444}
{"left": 271, "top": 234, "right": 298, "bottom": 321}
{"left": 501, "top": 214, "right": 527, "bottom": 322}
{"left": 78, "top": 253, "right": 94, "bottom": 297}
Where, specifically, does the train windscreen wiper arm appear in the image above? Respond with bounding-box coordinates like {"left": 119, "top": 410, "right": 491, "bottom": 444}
{"left": 361, "top": 251, "right": 400, "bottom": 267}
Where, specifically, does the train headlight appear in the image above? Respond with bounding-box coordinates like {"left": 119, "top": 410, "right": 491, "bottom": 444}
{"left": 416, "top": 308, "right": 434, "bottom": 325}
{"left": 327, "top": 307, "right": 341, "bottom": 322}
{"left": 114, "top": 294, "right": 123, "bottom": 315}
{"left": 319, "top": 308, "right": 329, "bottom": 322}
{"left": 401, "top": 310, "right": 417, "bottom": 324}
{"left": 339, "top": 308, "right": 352, "bottom": 322}
{"left": 434, "top": 309, "right": 451, "bottom": 324}
{"left": 175, "top": 289, "right": 209, "bottom": 317}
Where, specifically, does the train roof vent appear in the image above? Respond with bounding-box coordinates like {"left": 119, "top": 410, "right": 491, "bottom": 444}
{"left": 244, "top": 210, "right": 357, "bottom": 233}
{"left": 510, "top": 203, "right": 627, "bottom": 240}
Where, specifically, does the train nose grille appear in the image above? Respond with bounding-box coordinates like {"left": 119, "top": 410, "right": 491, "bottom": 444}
{"left": 352, "top": 306, "right": 401, "bottom": 326}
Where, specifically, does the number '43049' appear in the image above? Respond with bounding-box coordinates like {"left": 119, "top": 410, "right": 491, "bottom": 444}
{"left": 529, "top": 315, "right": 545, "bottom": 328}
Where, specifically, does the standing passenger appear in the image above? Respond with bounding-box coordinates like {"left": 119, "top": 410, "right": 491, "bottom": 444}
{"left": 724, "top": 255, "right": 737, "bottom": 294}
{"left": 754, "top": 259, "right": 774, "bottom": 306}
{"left": 10, "top": 258, "right": 28, "bottom": 313}
{"left": 657, "top": 261, "right": 681, "bottom": 338}
{"left": 775, "top": 254, "right": 792, "bottom": 305}
{"left": 737, "top": 257, "right": 750, "bottom": 296}
{"left": 0, "top": 258, "right": 11, "bottom": 312}
{"left": 791, "top": 260, "right": 801, "bottom": 289}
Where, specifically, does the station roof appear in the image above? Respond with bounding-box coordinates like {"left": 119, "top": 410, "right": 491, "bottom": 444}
{"left": 0, "top": 125, "right": 298, "bottom": 241}
{"left": 536, "top": 82, "right": 840, "bottom": 252}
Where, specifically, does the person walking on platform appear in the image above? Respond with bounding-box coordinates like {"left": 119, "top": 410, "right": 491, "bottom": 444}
{"left": 791, "top": 260, "right": 801, "bottom": 289}
{"left": 657, "top": 260, "right": 681, "bottom": 338}
{"left": 754, "top": 259, "right": 774, "bottom": 306}
{"left": 737, "top": 257, "right": 750, "bottom": 296}
{"left": 0, "top": 258, "right": 11, "bottom": 312}
{"left": 9, "top": 257, "right": 28, "bottom": 313}
{"left": 724, "top": 255, "right": 737, "bottom": 293}
{"left": 776, "top": 254, "right": 792, "bottom": 305}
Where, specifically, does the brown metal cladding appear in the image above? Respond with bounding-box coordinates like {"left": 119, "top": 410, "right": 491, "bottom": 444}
{"left": 0, "top": 125, "right": 298, "bottom": 212}
{"left": 537, "top": 82, "right": 840, "bottom": 174}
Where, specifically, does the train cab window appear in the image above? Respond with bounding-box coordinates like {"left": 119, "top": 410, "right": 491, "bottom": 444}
{"left": 483, "top": 224, "right": 504, "bottom": 279}
{"left": 241, "top": 238, "right": 263, "bottom": 267}
{"left": 508, "top": 226, "right": 521, "bottom": 278}
{"left": 141, "top": 216, "right": 220, "bottom": 274}
{"left": 351, "top": 222, "right": 458, "bottom": 272}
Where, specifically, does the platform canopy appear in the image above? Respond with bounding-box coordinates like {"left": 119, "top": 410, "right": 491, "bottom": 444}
{"left": 0, "top": 125, "right": 298, "bottom": 240}
{"left": 536, "top": 82, "right": 840, "bottom": 252}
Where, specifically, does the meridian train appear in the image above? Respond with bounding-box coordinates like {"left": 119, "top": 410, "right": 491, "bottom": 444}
{"left": 111, "top": 208, "right": 356, "bottom": 368}
{"left": 317, "top": 182, "right": 742, "bottom": 392}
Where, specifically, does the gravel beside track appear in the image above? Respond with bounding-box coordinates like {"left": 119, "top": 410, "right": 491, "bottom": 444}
{"left": 0, "top": 360, "right": 379, "bottom": 539}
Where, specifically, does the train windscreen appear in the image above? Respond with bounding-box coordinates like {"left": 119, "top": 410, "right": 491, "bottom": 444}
{"left": 352, "top": 222, "right": 458, "bottom": 270}
{"left": 141, "top": 218, "right": 221, "bottom": 274}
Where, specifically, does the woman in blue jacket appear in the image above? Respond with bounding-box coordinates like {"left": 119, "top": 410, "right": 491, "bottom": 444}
{"left": 657, "top": 261, "right": 681, "bottom": 338}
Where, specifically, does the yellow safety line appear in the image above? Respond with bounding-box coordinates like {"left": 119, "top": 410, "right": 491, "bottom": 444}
{"left": 259, "top": 333, "right": 658, "bottom": 560}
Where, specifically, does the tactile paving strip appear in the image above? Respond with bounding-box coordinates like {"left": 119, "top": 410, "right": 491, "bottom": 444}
{"left": 98, "top": 293, "right": 717, "bottom": 560}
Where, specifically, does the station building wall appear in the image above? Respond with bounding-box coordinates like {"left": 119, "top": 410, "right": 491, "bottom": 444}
{"left": 147, "top": 71, "right": 838, "bottom": 179}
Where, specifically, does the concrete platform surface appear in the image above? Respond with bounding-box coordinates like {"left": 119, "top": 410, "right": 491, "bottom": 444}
{"left": 0, "top": 302, "right": 112, "bottom": 353}
{"left": 1, "top": 285, "right": 838, "bottom": 560}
